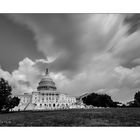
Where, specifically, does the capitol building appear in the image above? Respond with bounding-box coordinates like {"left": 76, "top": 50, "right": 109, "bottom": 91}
{"left": 13, "top": 68, "right": 77, "bottom": 111}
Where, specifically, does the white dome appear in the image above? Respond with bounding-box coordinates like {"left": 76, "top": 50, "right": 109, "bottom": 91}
{"left": 37, "top": 68, "right": 57, "bottom": 91}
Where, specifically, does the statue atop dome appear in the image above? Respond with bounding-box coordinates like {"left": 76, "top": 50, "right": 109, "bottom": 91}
{"left": 45, "top": 68, "right": 49, "bottom": 75}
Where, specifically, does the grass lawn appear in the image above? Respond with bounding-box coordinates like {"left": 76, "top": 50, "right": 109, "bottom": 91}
{"left": 0, "top": 108, "right": 140, "bottom": 126}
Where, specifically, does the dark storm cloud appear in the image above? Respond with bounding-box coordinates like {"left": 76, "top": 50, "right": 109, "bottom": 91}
{"left": 108, "top": 14, "right": 140, "bottom": 69}
{"left": 111, "top": 28, "right": 140, "bottom": 69}
{"left": 9, "top": 14, "right": 88, "bottom": 75}
{"left": 0, "top": 14, "right": 45, "bottom": 72}
{"left": 9, "top": 14, "right": 122, "bottom": 78}
{"left": 124, "top": 14, "right": 140, "bottom": 34}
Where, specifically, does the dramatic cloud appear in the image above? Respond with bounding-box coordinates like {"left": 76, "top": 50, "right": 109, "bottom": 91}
{"left": 0, "top": 58, "right": 48, "bottom": 94}
{"left": 0, "top": 15, "right": 44, "bottom": 72}
{"left": 9, "top": 14, "right": 123, "bottom": 77}
{"left": 1, "top": 14, "right": 140, "bottom": 102}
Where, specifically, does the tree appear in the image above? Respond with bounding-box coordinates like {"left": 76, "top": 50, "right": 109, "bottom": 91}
{"left": 0, "top": 78, "right": 20, "bottom": 112}
{"left": 82, "top": 92, "right": 118, "bottom": 107}
{"left": 126, "top": 91, "right": 140, "bottom": 107}
{"left": 4, "top": 96, "right": 20, "bottom": 112}
{"left": 134, "top": 91, "right": 140, "bottom": 106}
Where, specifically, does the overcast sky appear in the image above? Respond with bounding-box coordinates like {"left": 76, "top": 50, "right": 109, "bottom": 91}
{"left": 0, "top": 14, "right": 140, "bottom": 102}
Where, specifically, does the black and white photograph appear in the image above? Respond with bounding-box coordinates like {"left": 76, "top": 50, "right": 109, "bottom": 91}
{"left": 1, "top": 12, "right": 140, "bottom": 127}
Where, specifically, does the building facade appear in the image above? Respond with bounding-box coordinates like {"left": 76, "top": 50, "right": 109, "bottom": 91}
{"left": 13, "top": 68, "right": 76, "bottom": 111}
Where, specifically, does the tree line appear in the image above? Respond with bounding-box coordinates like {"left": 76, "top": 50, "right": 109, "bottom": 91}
{"left": 82, "top": 92, "right": 120, "bottom": 107}
{"left": 82, "top": 91, "right": 140, "bottom": 107}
